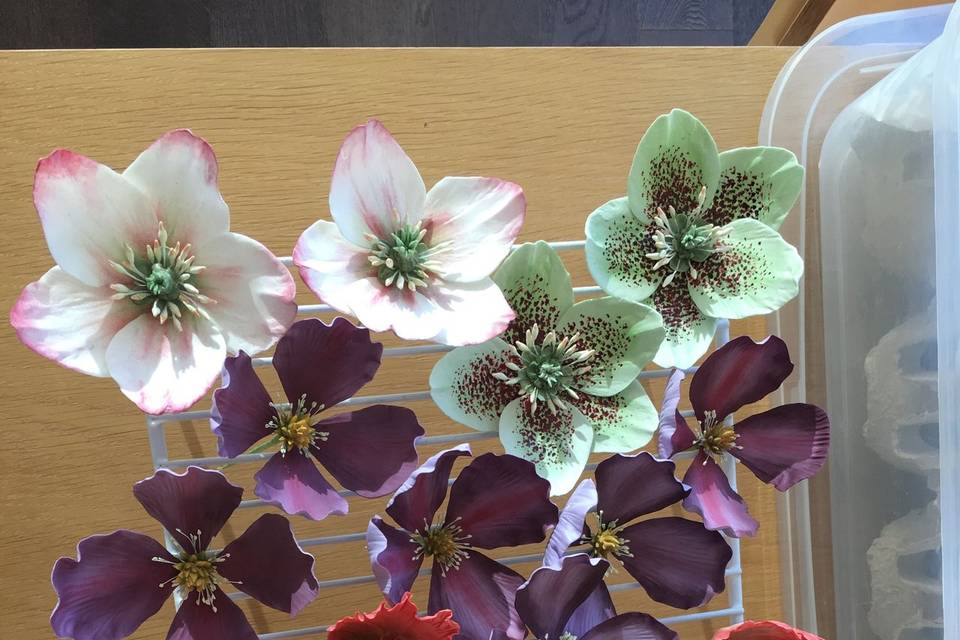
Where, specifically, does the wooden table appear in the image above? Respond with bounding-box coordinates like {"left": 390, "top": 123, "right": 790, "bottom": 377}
{"left": 0, "top": 47, "right": 794, "bottom": 639}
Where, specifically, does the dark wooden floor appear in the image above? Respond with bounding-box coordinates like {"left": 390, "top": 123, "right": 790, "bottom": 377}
{"left": 0, "top": 0, "right": 773, "bottom": 49}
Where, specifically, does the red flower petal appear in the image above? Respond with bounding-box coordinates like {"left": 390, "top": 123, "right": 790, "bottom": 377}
{"left": 328, "top": 593, "right": 460, "bottom": 640}
{"left": 713, "top": 620, "right": 824, "bottom": 640}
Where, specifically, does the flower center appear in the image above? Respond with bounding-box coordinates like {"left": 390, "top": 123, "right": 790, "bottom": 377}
{"left": 695, "top": 409, "right": 739, "bottom": 455}
{"left": 109, "top": 222, "right": 215, "bottom": 330}
{"left": 589, "top": 514, "right": 632, "bottom": 561}
{"left": 153, "top": 529, "right": 230, "bottom": 612}
{"left": 411, "top": 518, "right": 472, "bottom": 576}
{"left": 645, "top": 187, "right": 729, "bottom": 286}
{"left": 267, "top": 394, "right": 329, "bottom": 455}
{"left": 493, "top": 324, "right": 595, "bottom": 416}
{"left": 367, "top": 221, "right": 451, "bottom": 292}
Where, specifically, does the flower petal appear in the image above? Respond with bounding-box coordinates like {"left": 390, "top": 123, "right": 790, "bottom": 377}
{"left": 327, "top": 592, "right": 460, "bottom": 640}
{"left": 657, "top": 370, "right": 696, "bottom": 457}
{"left": 544, "top": 479, "right": 598, "bottom": 568}
{"left": 580, "top": 613, "right": 678, "bottom": 640}
{"left": 253, "top": 451, "right": 348, "bottom": 521}
{"left": 211, "top": 352, "right": 273, "bottom": 458}
{"left": 293, "top": 218, "right": 373, "bottom": 314}
{"left": 219, "top": 513, "right": 318, "bottom": 613}
{"left": 164, "top": 588, "right": 258, "bottom": 640}
{"left": 446, "top": 452, "right": 558, "bottom": 548}
{"left": 312, "top": 405, "right": 424, "bottom": 497}
{"left": 428, "top": 278, "right": 518, "bottom": 346}
{"left": 683, "top": 452, "right": 759, "bottom": 538}
{"left": 516, "top": 554, "right": 609, "bottom": 640}
{"left": 732, "top": 403, "right": 830, "bottom": 490}
{"left": 423, "top": 176, "right": 525, "bottom": 283}
{"left": 51, "top": 531, "right": 176, "bottom": 640}
{"left": 702, "top": 147, "right": 803, "bottom": 230}
{"left": 329, "top": 120, "right": 426, "bottom": 245}
{"left": 574, "top": 381, "right": 658, "bottom": 454}
{"left": 566, "top": 583, "right": 618, "bottom": 638}
{"left": 688, "top": 219, "right": 803, "bottom": 321}
{"left": 689, "top": 335, "right": 793, "bottom": 420}
{"left": 619, "top": 517, "right": 731, "bottom": 609}
{"left": 650, "top": 278, "right": 718, "bottom": 369}
{"left": 34, "top": 148, "right": 156, "bottom": 286}
{"left": 499, "top": 398, "right": 594, "bottom": 496}
{"left": 272, "top": 317, "right": 382, "bottom": 409}
{"left": 585, "top": 197, "right": 664, "bottom": 302}
{"left": 386, "top": 445, "right": 472, "bottom": 533}
{"left": 367, "top": 517, "right": 425, "bottom": 605}
{"left": 11, "top": 266, "right": 140, "bottom": 377}
{"left": 430, "top": 338, "right": 516, "bottom": 431}
{"left": 595, "top": 452, "right": 687, "bottom": 523}
{"left": 713, "top": 620, "right": 824, "bottom": 640}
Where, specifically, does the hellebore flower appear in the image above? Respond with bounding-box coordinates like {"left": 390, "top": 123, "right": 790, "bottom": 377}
{"left": 328, "top": 592, "right": 460, "bottom": 640}
{"left": 211, "top": 317, "right": 424, "bottom": 520}
{"left": 294, "top": 119, "right": 525, "bottom": 345}
{"left": 658, "top": 335, "right": 830, "bottom": 538}
{"left": 430, "top": 241, "right": 665, "bottom": 495}
{"left": 713, "top": 620, "right": 825, "bottom": 640}
{"left": 366, "top": 445, "right": 559, "bottom": 640}
{"left": 585, "top": 109, "right": 804, "bottom": 368}
{"left": 11, "top": 130, "right": 297, "bottom": 414}
{"left": 544, "top": 452, "right": 731, "bottom": 610}
{"left": 50, "top": 466, "right": 317, "bottom": 640}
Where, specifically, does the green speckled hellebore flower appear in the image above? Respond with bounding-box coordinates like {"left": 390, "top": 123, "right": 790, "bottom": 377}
{"left": 585, "top": 109, "right": 804, "bottom": 369}
{"left": 430, "top": 242, "right": 665, "bottom": 495}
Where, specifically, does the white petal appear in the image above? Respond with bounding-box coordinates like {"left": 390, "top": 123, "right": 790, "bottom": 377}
{"left": 293, "top": 219, "right": 372, "bottom": 315}
{"left": 423, "top": 278, "right": 516, "bottom": 346}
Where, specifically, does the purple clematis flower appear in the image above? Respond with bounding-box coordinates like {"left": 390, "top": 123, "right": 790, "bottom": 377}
{"left": 490, "top": 553, "right": 677, "bottom": 640}
{"left": 366, "top": 445, "right": 559, "bottom": 640}
{"left": 658, "top": 335, "right": 830, "bottom": 538}
{"left": 544, "top": 452, "right": 731, "bottom": 611}
{"left": 211, "top": 317, "right": 424, "bottom": 520}
{"left": 50, "top": 466, "right": 318, "bottom": 640}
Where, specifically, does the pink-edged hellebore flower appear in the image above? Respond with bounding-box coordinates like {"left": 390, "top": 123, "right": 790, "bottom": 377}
{"left": 50, "top": 466, "right": 317, "bottom": 640}
{"left": 328, "top": 592, "right": 460, "bottom": 640}
{"left": 366, "top": 445, "right": 559, "bottom": 640}
{"left": 713, "top": 620, "right": 825, "bottom": 640}
{"left": 11, "top": 130, "right": 297, "bottom": 414}
{"left": 294, "top": 120, "right": 525, "bottom": 346}
{"left": 658, "top": 335, "right": 830, "bottom": 538}
{"left": 211, "top": 317, "right": 424, "bottom": 521}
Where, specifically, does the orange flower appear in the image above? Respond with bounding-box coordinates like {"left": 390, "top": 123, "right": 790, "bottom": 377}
{"left": 328, "top": 593, "right": 460, "bottom": 640}
{"left": 714, "top": 620, "right": 825, "bottom": 640}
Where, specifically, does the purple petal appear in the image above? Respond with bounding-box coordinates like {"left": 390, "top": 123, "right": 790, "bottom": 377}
{"left": 544, "top": 479, "right": 598, "bottom": 568}
{"left": 312, "top": 405, "right": 424, "bottom": 497}
{"left": 516, "top": 554, "right": 608, "bottom": 640}
{"left": 386, "top": 445, "right": 471, "bottom": 533}
{"left": 619, "top": 517, "right": 731, "bottom": 609}
{"left": 273, "top": 317, "right": 382, "bottom": 408}
{"left": 566, "top": 583, "right": 617, "bottom": 638}
{"left": 732, "top": 403, "right": 830, "bottom": 490}
{"left": 218, "top": 513, "right": 317, "bottom": 613}
{"left": 133, "top": 467, "right": 242, "bottom": 552}
{"left": 367, "top": 516, "right": 424, "bottom": 605}
{"left": 165, "top": 589, "right": 258, "bottom": 640}
{"left": 211, "top": 352, "right": 274, "bottom": 458}
{"left": 689, "top": 335, "right": 793, "bottom": 419}
{"left": 429, "top": 552, "right": 526, "bottom": 640}
{"left": 595, "top": 453, "right": 688, "bottom": 524}
{"left": 683, "top": 452, "right": 758, "bottom": 537}
{"left": 658, "top": 370, "right": 696, "bottom": 458}
{"left": 580, "top": 613, "right": 678, "bottom": 640}
{"left": 51, "top": 531, "right": 175, "bottom": 640}
{"left": 253, "top": 451, "right": 348, "bottom": 521}
{"left": 445, "top": 453, "right": 558, "bottom": 549}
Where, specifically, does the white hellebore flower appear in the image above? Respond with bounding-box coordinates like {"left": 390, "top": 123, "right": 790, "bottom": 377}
{"left": 11, "top": 130, "right": 298, "bottom": 414}
{"left": 294, "top": 120, "right": 526, "bottom": 346}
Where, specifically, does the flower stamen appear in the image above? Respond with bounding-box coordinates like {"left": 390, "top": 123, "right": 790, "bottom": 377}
{"left": 587, "top": 511, "right": 632, "bottom": 561}
{"left": 267, "top": 394, "right": 328, "bottom": 455}
{"left": 695, "top": 409, "right": 740, "bottom": 461}
{"left": 368, "top": 221, "right": 450, "bottom": 292}
{"left": 151, "top": 529, "right": 230, "bottom": 611}
{"left": 410, "top": 517, "right": 472, "bottom": 576}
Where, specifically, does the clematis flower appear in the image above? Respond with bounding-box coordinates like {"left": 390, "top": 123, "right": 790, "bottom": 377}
{"left": 584, "top": 109, "right": 804, "bottom": 368}
{"left": 366, "top": 445, "right": 559, "bottom": 640}
{"left": 211, "top": 317, "right": 424, "bottom": 521}
{"left": 544, "top": 452, "right": 731, "bottom": 610}
{"left": 431, "top": 241, "right": 665, "bottom": 495}
{"left": 658, "top": 335, "right": 830, "bottom": 538}
{"left": 713, "top": 620, "right": 825, "bottom": 640}
{"left": 10, "top": 130, "right": 296, "bottom": 414}
{"left": 50, "top": 466, "right": 318, "bottom": 640}
{"left": 294, "top": 119, "right": 525, "bottom": 345}
{"left": 328, "top": 592, "right": 459, "bottom": 640}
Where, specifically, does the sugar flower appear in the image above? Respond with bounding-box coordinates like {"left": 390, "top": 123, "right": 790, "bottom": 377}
{"left": 430, "top": 241, "right": 665, "bottom": 495}
{"left": 10, "top": 130, "right": 297, "bottom": 414}
{"left": 659, "top": 335, "right": 830, "bottom": 537}
{"left": 50, "top": 466, "right": 317, "bottom": 640}
{"left": 713, "top": 620, "right": 825, "bottom": 640}
{"left": 294, "top": 119, "right": 525, "bottom": 345}
{"left": 328, "top": 592, "right": 459, "bottom": 640}
{"left": 211, "top": 317, "right": 424, "bottom": 521}
{"left": 366, "top": 445, "right": 559, "bottom": 640}
{"left": 544, "top": 452, "right": 731, "bottom": 610}
{"left": 585, "top": 109, "right": 804, "bottom": 368}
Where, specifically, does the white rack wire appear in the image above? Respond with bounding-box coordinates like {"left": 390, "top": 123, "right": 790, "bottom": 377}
{"left": 144, "top": 240, "right": 745, "bottom": 638}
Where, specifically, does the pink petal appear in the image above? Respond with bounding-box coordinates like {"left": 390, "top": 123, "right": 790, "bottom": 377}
{"left": 293, "top": 218, "right": 372, "bottom": 315}
{"left": 682, "top": 452, "right": 759, "bottom": 538}
{"left": 253, "top": 451, "right": 348, "bottom": 521}
{"left": 422, "top": 279, "right": 515, "bottom": 346}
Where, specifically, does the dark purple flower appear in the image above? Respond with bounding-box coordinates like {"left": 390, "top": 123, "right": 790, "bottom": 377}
{"left": 50, "top": 466, "right": 318, "bottom": 640}
{"left": 367, "top": 445, "right": 559, "bottom": 640}
{"left": 658, "top": 335, "right": 830, "bottom": 537}
{"left": 211, "top": 317, "right": 425, "bottom": 520}
{"left": 544, "top": 452, "right": 731, "bottom": 611}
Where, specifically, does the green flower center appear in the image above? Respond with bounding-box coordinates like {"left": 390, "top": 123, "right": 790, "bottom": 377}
{"left": 411, "top": 518, "right": 472, "bottom": 575}
{"left": 267, "top": 394, "right": 329, "bottom": 455}
{"left": 588, "top": 512, "right": 633, "bottom": 561}
{"left": 645, "top": 186, "right": 729, "bottom": 286}
{"left": 695, "top": 409, "right": 739, "bottom": 456}
{"left": 368, "top": 221, "right": 451, "bottom": 292}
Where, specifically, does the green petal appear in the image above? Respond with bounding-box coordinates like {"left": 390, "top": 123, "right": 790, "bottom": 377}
{"left": 628, "top": 109, "right": 720, "bottom": 221}
{"left": 499, "top": 397, "right": 593, "bottom": 496}
{"left": 585, "top": 197, "right": 664, "bottom": 302}
{"left": 493, "top": 241, "right": 575, "bottom": 345}
{"left": 556, "top": 296, "right": 664, "bottom": 397}
{"left": 429, "top": 338, "right": 516, "bottom": 431}
{"left": 574, "top": 380, "right": 657, "bottom": 454}
{"left": 688, "top": 218, "right": 803, "bottom": 320}
{"left": 702, "top": 147, "right": 803, "bottom": 230}
{"left": 649, "top": 279, "right": 718, "bottom": 368}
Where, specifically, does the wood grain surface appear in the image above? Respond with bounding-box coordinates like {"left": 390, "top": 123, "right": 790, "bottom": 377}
{"left": 0, "top": 46, "right": 794, "bottom": 639}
